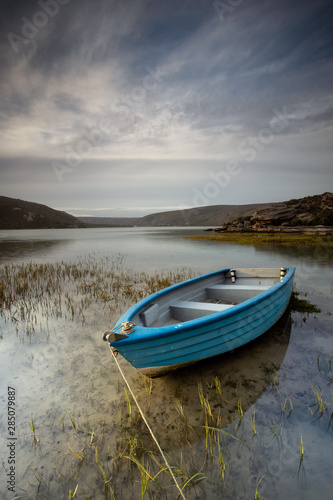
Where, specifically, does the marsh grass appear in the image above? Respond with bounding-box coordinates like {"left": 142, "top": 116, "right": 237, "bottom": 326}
{"left": 254, "top": 475, "right": 265, "bottom": 500}
{"left": 0, "top": 259, "right": 196, "bottom": 340}
{"left": 268, "top": 419, "right": 283, "bottom": 439}
{"left": 237, "top": 400, "right": 244, "bottom": 421}
{"left": 144, "top": 377, "right": 153, "bottom": 413}
{"left": 245, "top": 411, "right": 257, "bottom": 437}
{"left": 217, "top": 435, "right": 226, "bottom": 481}
{"left": 185, "top": 232, "right": 333, "bottom": 247}
{"left": 124, "top": 388, "right": 132, "bottom": 421}
{"left": 271, "top": 369, "right": 280, "bottom": 391}
{"left": 186, "top": 232, "right": 333, "bottom": 247}
{"left": 309, "top": 386, "right": 328, "bottom": 419}
{"left": 281, "top": 396, "right": 293, "bottom": 418}
{"left": 298, "top": 435, "right": 304, "bottom": 476}
{"left": 67, "top": 410, "right": 76, "bottom": 429}
{"left": 308, "top": 385, "right": 333, "bottom": 428}
{"left": 68, "top": 482, "right": 78, "bottom": 499}
{"left": 29, "top": 415, "right": 39, "bottom": 444}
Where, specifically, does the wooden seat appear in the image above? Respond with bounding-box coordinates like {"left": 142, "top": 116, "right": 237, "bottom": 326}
{"left": 206, "top": 284, "right": 270, "bottom": 302}
{"left": 206, "top": 285, "right": 270, "bottom": 291}
{"left": 170, "top": 300, "right": 232, "bottom": 321}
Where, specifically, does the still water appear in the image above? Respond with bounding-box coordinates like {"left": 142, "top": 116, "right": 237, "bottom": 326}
{"left": 0, "top": 228, "right": 332, "bottom": 499}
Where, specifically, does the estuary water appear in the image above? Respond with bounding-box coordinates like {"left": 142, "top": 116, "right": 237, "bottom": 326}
{"left": 0, "top": 227, "right": 332, "bottom": 499}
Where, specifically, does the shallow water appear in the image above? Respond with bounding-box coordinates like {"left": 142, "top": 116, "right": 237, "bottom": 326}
{"left": 0, "top": 228, "right": 332, "bottom": 499}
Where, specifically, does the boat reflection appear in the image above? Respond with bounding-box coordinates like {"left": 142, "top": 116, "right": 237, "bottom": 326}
{"left": 128, "top": 310, "right": 292, "bottom": 451}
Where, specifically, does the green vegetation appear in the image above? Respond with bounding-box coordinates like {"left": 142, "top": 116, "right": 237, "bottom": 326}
{"left": 29, "top": 415, "right": 39, "bottom": 444}
{"left": 289, "top": 291, "right": 321, "bottom": 314}
{"left": 0, "top": 259, "right": 196, "bottom": 331}
{"left": 186, "top": 232, "right": 333, "bottom": 247}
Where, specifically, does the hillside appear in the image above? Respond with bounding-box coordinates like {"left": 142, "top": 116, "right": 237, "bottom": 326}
{"left": 135, "top": 203, "right": 273, "bottom": 227}
{"left": 0, "top": 196, "right": 86, "bottom": 229}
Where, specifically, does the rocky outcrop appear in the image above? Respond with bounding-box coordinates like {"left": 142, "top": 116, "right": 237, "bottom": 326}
{"left": 251, "top": 205, "right": 298, "bottom": 226}
{"left": 216, "top": 193, "right": 333, "bottom": 233}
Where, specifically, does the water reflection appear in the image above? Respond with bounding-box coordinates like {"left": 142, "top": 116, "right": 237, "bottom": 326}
{"left": 129, "top": 310, "right": 292, "bottom": 452}
{"left": 0, "top": 238, "right": 70, "bottom": 261}
{"left": 253, "top": 242, "right": 333, "bottom": 265}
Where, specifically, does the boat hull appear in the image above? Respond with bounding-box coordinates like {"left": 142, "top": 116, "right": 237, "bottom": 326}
{"left": 107, "top": 267, "right": 295, "bottom": 376}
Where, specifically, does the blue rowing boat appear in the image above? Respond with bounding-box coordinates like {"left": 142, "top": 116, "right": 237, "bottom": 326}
{"left": 103, "top": 267, "right": 295, "bottom": 377}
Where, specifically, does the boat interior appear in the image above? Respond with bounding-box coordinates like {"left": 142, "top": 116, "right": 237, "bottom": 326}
{"left": 132, "top": 268, "right": 284, "bottom": 328}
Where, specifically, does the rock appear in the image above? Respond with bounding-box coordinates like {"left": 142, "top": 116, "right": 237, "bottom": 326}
{"left": 251, "top": 204, "right": 298, "bottom": 225}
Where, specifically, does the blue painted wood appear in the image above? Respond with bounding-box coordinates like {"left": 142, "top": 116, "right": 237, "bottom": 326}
{"left": 107, "top": 267, "right": 295, "bottom": 376}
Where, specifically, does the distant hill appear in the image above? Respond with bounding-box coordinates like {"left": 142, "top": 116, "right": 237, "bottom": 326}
{"left": 135, "top": 203, "right": 273, "bottom": 227}
{"left": 0, "top": 196, "right": 86, "bottom": 229}
{"left": 1, "top": 193, "right": 331, "bottom": 230}
{"left": 79, "top": 216, "right": 141, "bottom": 227}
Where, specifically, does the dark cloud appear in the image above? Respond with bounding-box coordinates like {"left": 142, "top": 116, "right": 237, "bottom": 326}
{"left": 52, "top": 92, "right": 84, "bottom": 114}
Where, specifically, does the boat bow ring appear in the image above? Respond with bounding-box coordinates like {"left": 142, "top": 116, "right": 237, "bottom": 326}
{"left": 103, "top": 321, "right": 135, "bottom": 342}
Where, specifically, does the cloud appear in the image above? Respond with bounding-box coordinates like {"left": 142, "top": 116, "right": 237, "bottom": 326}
{"left": 0, "top": 0, "right": 332, "bottom": 214}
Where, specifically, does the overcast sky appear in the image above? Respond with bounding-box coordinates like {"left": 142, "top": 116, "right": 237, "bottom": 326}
{"left": 0, "top": 0, "right": 332, "bottom": 217}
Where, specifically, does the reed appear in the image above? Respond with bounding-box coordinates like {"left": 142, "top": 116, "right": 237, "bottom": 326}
{"left": 176, "top": 401, "right": 190, "bottom": 431}
{"left": 31, "top": 467, "right": 42, "bottom": 484}
{"left": 181, "top": 471, "right": 207, "bottom": 491}
{"left": 69, "top": 482, "right": 78, "bottom": 499}
{"left": 298, "top": 435, "right": 304, "bottom": 476}
{"left": 281, "top": 396, "right": 293, "bottom": 418}
{"left": 254, "top": 475, "right": 265, "bottom": 500}
{"left": 125, "top": 445, "right": 156, "bottom": 498}
{"left": 68, "top": 444, "right": 85, "bottom": 461}
{"left": 247, "top": 411, "right": 256, "bottom": 436}
{"left": 95, "top": 446, "right": 113, "bottom": 500}
{"left": 217, "top": 435, "right": 226, "bottom": 481}
{"left": 268, "top": 419, "right": 283, "bottom": 438}
{"left": 214, "top": 376, "right": 223, "bottom": 396}
{"left": 237, "top": 400, "right": 244, "bottom": 421}
{"left": 309, "top": 385, "right": 328, "bottom": 420}
{"left": 29, "top": 415, "right": 39, "bottom": 444}
{"left": 271, "top": 369, "right": 280, "bottom": 392}
{"left": 67, "top": 410, "right": 76, "bottom": 429}
{"left": 144, "top": 377, "right": 153, "bottom": 413}
{"left": 124, "top": 388, "right": 132, "bottom": 421}
{"left": 209, "top": 427, "right": 251, "bottom": 450}
{"left": 31, "top": 467, "right": 42, "bottom": 498}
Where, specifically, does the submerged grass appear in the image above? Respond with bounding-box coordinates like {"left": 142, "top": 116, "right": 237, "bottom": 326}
{"left": 0, "top": 259, "right": 196, "bottom": 339}
{"left": 29, "top": 415, "right": 39, "bottom": 444}
{"left": 1, "top": 254, "right": 332, "bottom": 499}
{"left": 185, "top": 232, "right": 333, "bottom": 247}
{"left": 289, "top": 291, "right": 321, "bottom": 314}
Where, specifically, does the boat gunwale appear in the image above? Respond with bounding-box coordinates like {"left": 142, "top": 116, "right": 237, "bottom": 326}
{"left": 110, "top": 267, "right": 295, "bottom": 346}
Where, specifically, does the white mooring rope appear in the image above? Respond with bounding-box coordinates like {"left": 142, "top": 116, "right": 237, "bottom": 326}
{"left": 109, "top": 346, "right": 186, "bottom": 500}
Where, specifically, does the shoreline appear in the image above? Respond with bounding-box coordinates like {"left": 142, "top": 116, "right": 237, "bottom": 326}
{"left": 186, "top": 231, "right": 333, "bottom": 247}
